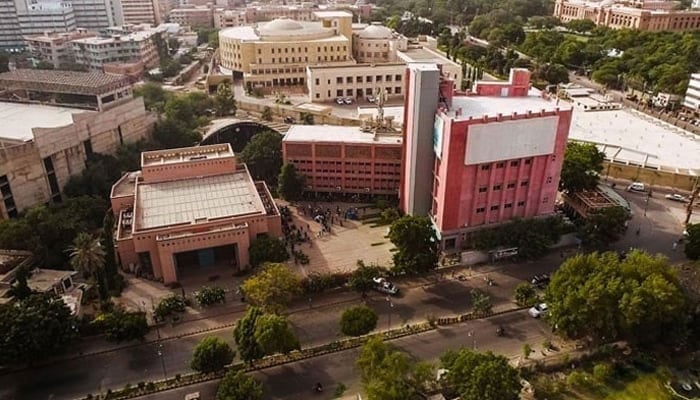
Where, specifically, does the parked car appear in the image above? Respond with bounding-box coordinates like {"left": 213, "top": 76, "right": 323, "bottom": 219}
{"left": 530, "top": 273, "right": 550, "bottom": 288}
{"left": 344, "top": 97, "right": 354, "bottom": 105}
{"left": 665, "top": 193, "right": 688, "bottom": 203}
{"left": 627, "top": 182, "right": 646, "bottom": 192}
{"left": 528, "top": 303, "right": 548, "bottom": 318}
{"left": 372, "top": 277, "right": 399, "bottom": 295}
{"left": 366, "top": 95, "right": 375, "bottom": 103}
{"left": 335, "top": 97, "right": 345, "bottom": 105}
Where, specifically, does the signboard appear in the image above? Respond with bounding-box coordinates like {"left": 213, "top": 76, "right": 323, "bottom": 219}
{"left": 433, "top": 116, "right": 444, "bottom": 159}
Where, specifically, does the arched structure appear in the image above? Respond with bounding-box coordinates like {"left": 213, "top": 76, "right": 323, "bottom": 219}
{"left": 201, "top": 119, "right": 283, "bottom": 152}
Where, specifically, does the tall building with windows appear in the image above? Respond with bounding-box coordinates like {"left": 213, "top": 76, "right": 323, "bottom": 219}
{"left": 25, "top": 29, "right": 93, "bottom": 68}
{"left": 683, "top": 73, "right": 700, "bottom": 112}
{"left": 113, "top": 0, "right": 160, "bottom": 25}
{"left": 401, "top": 66, "right": 573, "bottom": 251}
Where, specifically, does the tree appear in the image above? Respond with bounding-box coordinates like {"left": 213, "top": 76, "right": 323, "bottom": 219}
{"left": 534, "top": 63, "right": 570, "bottom": 84}
{"left": 566, "top": 19, "right": 596, "bottom": 33}
{"left": 545, "top": 250, "right": 687, "bottom": 343}
{"left": 685, "top": 223, "right": 700, "bottom": 260}
{"left": 102, "top": 211, "right": 119, "bottom": 292}
{"left": 195, "top": 286, "right": 227, "bottom": 306}
{"left": 214, "top": 81, "right": 236, "bottom": 117}
{"left": 190, "top": 336, "right": 235, "bottom": 373}
{"left": 471, "top": 216, "right": 565, "bottom": 260}
{"left": 579, "top": 206, "right": 630, "bottom": 249}
{"left": 349, "top": 261, "right": 387, "bottom": 296}
{"left": 388, "top": 215, "right": 439, "bottom": 274}
{"left": 63, "top": 153, "right": 124, "bottom": 199}
{"left": 216, "top": 370, "right": 263, "bottom": 400}
{"left": 93, "top": 308, "right": 149, "bottom": 342}
{"left": 248, "top": 235, "right": 288, "bottom": 268}
{"left": 240, "top": 131, "right": 283, "bottom": 187}
{"left": 440, "top": 348, "right": 521, "bottom": 400}
{"left": 300, "top": 112, "right": 315, "bottom": 125}
{"left": 133, "top": 82, "right": 170, "bottom": 112}
{"left": 0, "top": 293, "right": 78, "bottom": 365}
{"left": 152, "top": 119, "right": 201, "bottom": 149}
{"left": 233, "top": 307, "right": 265, "bottom": 363}
{"left": 277, "top": 164, "right": 304, "bottom": 201}
{"left": 356, "top": 337, "right": 434, "bottom": 400}
{"left": 68, "top": 232, "right": 108, "bottom": 303}
{"left": 513, "top": 282, "right": 537, "bottom": 306}
{"left": 340, "top": 305, "right": 378, "bottom": 336}
{"left": 559, "top": 142, "right": 605, "bottom": 193}
{"left": 8, "top": 265, "right": 32, "bottom": 300}
{"left": 471, "top": 289, "right": 492, "bottom": 315}
{"left": 241, "top": 263, "right": 301, "bottom": 314}
{"left": 261, "top": 106, "right": 273, "bottom": 121}
{"left": 253, "top": 313, "right": 300, "bottom": 355}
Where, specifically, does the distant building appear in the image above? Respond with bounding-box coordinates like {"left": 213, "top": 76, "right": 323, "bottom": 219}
{"left": 554, "top": 0, "right": 700, "bottom": 32}
{"left": 169, "top": 5, "right": 213, "bottom": 29}
{"left": 0, "top": 69, "right": 155, "bottom": 218}
{"left": 114, "top": 0, "right": 161, "bottom": 26}
{"left": 71, "top": 24, "right": 164, "bottom": 71}
{"left": 282, "top": 125, "right": 403, "bottom": 196}
{"left": 16, "top": 0, "right": 76, "bottom": 37}
{"left": 70, "top": 0, "right": 117, "bottom": 30}
{"left": 25, "top": 29, "right": 93, "bottom": 69}
{"left": 307, "top": 63, "right": 406, "bottom": 102}
{"left": 110, "top": 144, "right": 282, "bottom": 284}
{"left": 401, "top": 66, "right": 573, "bottom": 251}
{"left": 683, "top": 73, "right": 700, "bottom": 112}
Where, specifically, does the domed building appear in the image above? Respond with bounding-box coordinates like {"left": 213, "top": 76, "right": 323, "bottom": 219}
{"left": 352, "top": 23, "right": 407, "bottom": 64}
{"left": 218, "top": 11, "right": 354, "bottom": 90}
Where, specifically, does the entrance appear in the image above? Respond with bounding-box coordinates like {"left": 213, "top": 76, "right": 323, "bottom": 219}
{"left": 174, "top": 244, "right": 238, "bottom": 279}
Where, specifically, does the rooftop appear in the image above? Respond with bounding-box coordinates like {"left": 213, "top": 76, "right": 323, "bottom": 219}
{"left": 27, "top": 269, "right": 77, "bottom": 293}
{"left": 0, "top": 69, "right": 131, "bottom": 96}
{"left": 569, "top": 105, "right": 700, "bottom": 171}
{"left": 284, "top": 125, "right": 403, "bottom": 145}
{"left": 142, "top": 144, "right": 233, "bottom": 167}
{"left": 0, "top": 102, "right": 90, "bottom": 142}
{"left": 313, "top": 10, "right": 353, "bottom": 18}
{"left": 0, "top": 249, "right": 32, "bottom": 277}
{"left": 135, "top": 172, "right": 264, "bottom": 230}
{"left": 448, "top": 90, "right": 570, "bottom": 120}
{"left": 398, "top": 47, "right": 460, "bottom": 67}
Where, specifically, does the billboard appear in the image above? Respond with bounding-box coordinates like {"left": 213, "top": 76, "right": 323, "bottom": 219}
{"left": 433, "top": 116, "right": 444, "bottom": 159}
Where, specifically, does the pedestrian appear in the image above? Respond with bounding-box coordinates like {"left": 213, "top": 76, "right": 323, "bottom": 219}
{"left": 673, "top": 241, "right": 678, "bottom": 251}
{"left": 636, "top": 227, "right": 641, "bottom": 236}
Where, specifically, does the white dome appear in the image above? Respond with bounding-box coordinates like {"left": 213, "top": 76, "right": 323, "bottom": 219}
{"left": 261, "top": 18, "right": 304, "bottom": 32}
{"left": 359, "top": 25, "right": 392, "bottom": 39}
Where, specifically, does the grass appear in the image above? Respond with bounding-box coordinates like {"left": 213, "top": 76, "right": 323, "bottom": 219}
{"left": 602, "top": 373, "right": 673, "bottom": 400}
{"left": 563, "top": 32, "right": 590, "bottom": 42}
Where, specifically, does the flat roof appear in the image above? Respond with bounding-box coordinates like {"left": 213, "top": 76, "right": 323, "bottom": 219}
{"left": 27, "top": 269, "right": 76, "bottom": 293}
{"left": 307, "top": 62, "right": 405, "bottom": 71}
{"left": 0, "top": 69, "right": 131, "bottom": 95}
{"left": 284, "top": 125, "right": 402, "bottom": 145}
{"left": 569, "top": 105, "right": 700, "bottom": 171}
{"left": 142, "top": 144, "right": 233, "bottom": 167}
{"left": 313, "top": 11, "right": 353, "bottom": 17}
{"left": 449, "top": 90, "right": 570, "bottom": 120}
{"left": 0, "top": 102, "right": 90, "bottom": 142}
{"left": 135, "top": 172, "right": 263, "bottom": 230}
{"left": 398, "top": 47, "right": 460, "bottom": 67}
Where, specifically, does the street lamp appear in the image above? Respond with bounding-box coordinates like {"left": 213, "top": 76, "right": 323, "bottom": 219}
{"left": 467, "top": 330, "right": 476, "bottom": 350}
{"left": 386, "top": 296, "right": 394, "bottom": 331}
{"left": 157, "top": 343, "right": 167, "bottom": 379}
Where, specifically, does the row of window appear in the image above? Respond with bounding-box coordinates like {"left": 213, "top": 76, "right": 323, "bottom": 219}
{"left": 475, "top": 197, "right": 550, "bottom": 213}
{"left": 479, "top": 158, "right": 534, "bottom": 171}
{"left": 321, "top": 74, "right": 402, "bottom": 85}
{"left": 478, "top": 181, "right": 528, "bottom": 193}
{"left": 258, "top": 45, "right": 348, "bottom": 54}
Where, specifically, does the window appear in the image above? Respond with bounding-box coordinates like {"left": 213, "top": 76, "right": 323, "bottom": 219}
{"left": 543, "top": 197, "right": 549, "bottom": 204}
{"left": 490, "top": 205, "right": 500, "bottom": 211}
{"left": 507, "top": 182, "right": 516, "bottom": 189}
{"left": 496, "top": 162, "right": 505, "bottom": 168}
{"left": 337, "top": 77, "right": 343, "bottom": 84}
{"left": 386, "top": 75, "right": 392, "bottom": 81}
{"left": 444, "top": 238, "right": 456, "bottom": 250}
{"left": 493, "top": 184, "right": 502, "bottom": 191}
{"left": 337, "top": 89, "right": 343, "bottom": 97}
{"left": 395, "top": 87, "right": 401, "bottom": 94}
{"left": 83, "top": 139, "right": 93, "bottom": 157}
{"left": 315, "top": 78, "right": 319, "bottom": 85}
{"left": 395, "top": 74, "right": 402, "bottom": 81}
{"left": 386, "top": 87, "right": 392, "bottom": 94}
{"left": 480, "top": 164, "right": 490, "bottom": 171}
{"left": 504, "top": 203, "right": 513, "bottom": 209}
{"left": 524, "top": 158, "right": 532, "bottom": 165}
{"left": 517, "top": 201, "right": 526, "bottom": 207}
{"left": 478, "top": 186, "right": 487, "bottom": 193}
{"left": 476, "top": 207, "right": 486, "bottom": 213}
{"left": 376, "top": 75, "right": 382, "bottom": 82}
{"left": 521, "top": 181, "right": 529, "bottom": 187}
{"left": 347, "top": 76, "right": 353, "bottom": 83}
{"left": 510, "top": 160, "right": 519, "bottom": 167}
{"left": 546, "top": 176, "right": 553, "bottom": 184}
{"left": 357, "top": 76, "right": 363, "bottom": 83}
{"left": 367, "top": 76, "right": 373, "bottom": 83}
{"left": 315, "top": 93, "right": 320, "bottom": 99}
{"left": 257, "top": 49, "right": 261, "bottom": 54}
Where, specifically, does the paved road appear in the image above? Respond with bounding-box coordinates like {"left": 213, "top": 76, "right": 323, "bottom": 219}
{"left": 138, "top": 310, "right": 550, "bottom": 400}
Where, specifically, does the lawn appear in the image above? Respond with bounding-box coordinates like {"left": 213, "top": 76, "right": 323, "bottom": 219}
{"left": 563, "top": 32, "right": 590, "bottom": 42}
{"left": 602, "top": 373, "right": 674, "bottom": 400}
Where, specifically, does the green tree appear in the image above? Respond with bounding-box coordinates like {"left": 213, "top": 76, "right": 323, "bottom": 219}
{"left": 579, "top": 206, "right": 630, "bottom": 249}
{"left": 133, "top": 82, "right": 170, "bottom": 112}
{"left": 349, "top": 261, "right": 387, "bottom": 296}
{"left": 68, "top": 232, "right": 108, "bottom": 303}
{"left": 93, "top": 308, "right": 149, "bottom": 342}
{"left": 208, "top": 31, "right": 219, "bottom": 49}
{"left": 102, "top": 211, "right": 118, "bottom": 292}
{"left": 7, "top": 265, "right": 33, "bottom": 300}
{"left": 261, "top": 106, "right": 273, "bottom": 121}
{"left": 388, "top": 215, "right": 439, "bottom": 274}
{"left": 277, "top": 163, "right": 305, "bottom": 201}
{"left": 513, "top": 282, "right": 537, "bottom": 306}
{"left": 545, "top": 250, "right": 687, "bottom": 343}
{"left": 194, "top": 286, "right": 226, "bottom": 306}
{"left": 440, "top": 348, "right": 521, "bottom": 400}
{"left": 560, "top": 142, "right": 605, "bottom": 193}
{"left": 233, "top": 306, "right": 265, "bottom": 363}
{"left": 340, "top": 305, "right": 378, "bottom": 336}
{"left": 534, "top": 63, "right": 570, "bottom": 84}
{"left": 240, "top": 131, "right": 283, "bottom": 187}
{"left": 566, "top": 19, "right": 596, "bottom": 33}
{"left": 685, "top": 223, "right": 700, "bottom": 260}
{"left": 152, "top": 119, "right": 201, "bottom": 149}
{"left": 0, "top": 293, "right": 78, "bottom": 365}
{"left": 471, "top": 289, "right": 493, "bottom": 315}
{"left": 63, "top": 154, "right": 124, "bottom": 199}
{"left": 253, "top": 313, "right": 300, "bottom": 355}
{"left": 248, "top": 235, "right": 288, "bottom": 268}
{"left": 214, "top": 81, "right": 236, "bottom": 117}
{"left": 300, "top": 112, "right": 315, "bottom": 125}
{"left": 241, "top": 263, "right": 301, "bottom": 314}
{"left": 216, "top": 370, "right": 263, "bottom": 400}
{"left": 190, "top": 336, "right": 235, "bottom": 373}
{"left": 35, "top": 60, "right": 54, "bottom": 70}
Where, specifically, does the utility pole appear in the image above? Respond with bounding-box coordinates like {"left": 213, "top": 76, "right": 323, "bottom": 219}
{"left": 685, "top": 177, "right": 700, "bottom": 226}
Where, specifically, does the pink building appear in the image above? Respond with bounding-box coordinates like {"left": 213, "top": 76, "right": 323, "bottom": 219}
{"left": 401, "top": 67, "right": 573, "bottom": 251}
{"left": 110, "top": 144, "right": 282, "bottom": 284}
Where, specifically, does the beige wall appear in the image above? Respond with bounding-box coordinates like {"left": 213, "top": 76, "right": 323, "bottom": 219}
{"left": 307, "top": 63, "right": 406, "bottom": 102}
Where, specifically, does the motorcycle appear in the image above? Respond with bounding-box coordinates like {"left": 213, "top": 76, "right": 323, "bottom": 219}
{"left": 496, "top": 326, "right": 504, "bottom": 336}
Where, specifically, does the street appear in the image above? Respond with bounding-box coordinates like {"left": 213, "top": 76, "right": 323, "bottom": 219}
{"left": 137, "top": 310, "right": 550, "bottom": 400}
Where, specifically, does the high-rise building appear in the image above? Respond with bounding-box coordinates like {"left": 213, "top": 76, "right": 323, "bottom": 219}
{"left": 71, "top": 0, "right": 116, "bottom": 30}
{"left": 401, "top": 67, "right": 573, "bottom": 251}
{"left": 16, "top": 0, "right": 76, "bottom": 37}
{"left": 0, "top": 0, "right": 24, "bottom": 50}
{"left": 683, "top": 73, "right": 700, "bottom": 112}
{"left": 113, "top": 0, "right": 160, "bottom": 26}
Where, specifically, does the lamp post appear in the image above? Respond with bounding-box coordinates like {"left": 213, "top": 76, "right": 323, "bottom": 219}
{"left": 468, "top": 330, "right": 476, "bottom": 350}
{"left": 386, "top": 296, "right": 394, "bottom": 331}
{"left": 157, "top": 343, "right": 167, "bottom": 379}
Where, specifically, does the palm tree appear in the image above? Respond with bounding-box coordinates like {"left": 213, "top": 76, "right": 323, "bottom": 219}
{"left": 68, "top": 233, "right": 108, "bottom": 303}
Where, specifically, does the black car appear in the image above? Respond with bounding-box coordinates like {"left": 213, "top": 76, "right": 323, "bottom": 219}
{"left": 531, "top": 273, "right": 550, "bottom": 288}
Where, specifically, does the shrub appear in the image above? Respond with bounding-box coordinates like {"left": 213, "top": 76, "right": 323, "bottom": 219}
{"left": 340, "top": 305, "right": 378, "bottom": 336}
{"left": 154, "top": 295, "right": 187, "bottom": 320}
{"left": 523, "top": 343, "right": 532, "bottom": 358}
{"left": 92, "top": 308, "right": 149, "bottom": 342}
{"left": 194, "top": 286, "right": 226, "bottom": 307}
{"left": 190, "top": 336, "right": 235, "bottom": 373}
{"left": 593, "top": 362, "right": 614, "bottom": 382}
{"left": 514, "top": 282, "right": 538, "bottom": 306}
{"left": 566, "top": 371, "right": 592, "bottom": 389}
{"left": 301, "top": 272, "right": 349, "bottom": 294}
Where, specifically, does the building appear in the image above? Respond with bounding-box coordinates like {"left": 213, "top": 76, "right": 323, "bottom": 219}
{"left": 554, "top": 0, "right": 700, "bottom": 31}
{"left": 213, "top": 8, "right": 246, "bottom": 28}
{"left": 561, "top": 183, "right": 630, "bottom": 219}
{"left": 684, "top": 73, "right": 700, "bottom": 112}
{"left": 219, "top": 12, "right": 354, "bottom": 91}
{"left": 401, "top": 66, "right": 573, "bottom": 250}
{"left": 70, "top": 0, "right": 116, "bottom": 30}
{"left": 113, "top": 0, "right": 160, "bottom": 25}
{"left": 71, "top": 24, "right": 164, "bottom": 71}
{"left": 0, "top": 0, "right": 22, "bottom": 51}
{"left": 307, "top": 63, "right": 406, "bottom": 102}
{"left": 25, "top": 29, "right": 93, "bottom": 68}
{"left": 16, "top": 0, "right": 77, "bottom": 37}
{"left": 0, "top": 69, "right": 154, "bottom": 218}
{"left": 169, "top": 5, "right": 213, "bottom": 29}
{"left": 110, "top": 144, "right": 282, "bottom": 284}
{"left": 282, "top": 125, "right": 403, "bottom": 196}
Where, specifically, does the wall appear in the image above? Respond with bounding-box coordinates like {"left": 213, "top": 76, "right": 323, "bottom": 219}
{"left": 307, "top": 63, "right": 406, "bottom": 102}
{"left": 605, "top": 162, "right": 698, "bottom": 191}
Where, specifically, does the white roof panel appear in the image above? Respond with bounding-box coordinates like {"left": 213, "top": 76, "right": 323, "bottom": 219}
{"left": 0, "top": 102, "right": 89, "bottom": 142}
{"left": 283, "top": 125, "right": 402, "bottom": 145}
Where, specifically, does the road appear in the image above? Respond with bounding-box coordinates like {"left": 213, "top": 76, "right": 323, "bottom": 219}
{"left": 138, "top": 310, "right": 550, "bottom": 400}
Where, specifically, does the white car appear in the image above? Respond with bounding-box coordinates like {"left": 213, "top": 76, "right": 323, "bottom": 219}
{"left": 665, "top": 193, "right": 688, "bottom": 203}
{"left": 627, "top": 182, "right": 646, "bottom": 192}
{"left": 344, "top": 97, "right": 354, "bottom": 105}
{"left": 335, "top": 97, "right": 345, "bottom": 105}
{"left": 366, "top": 95, "right": 375, "bottom": 103}
{"left": 528, "top": 303, "right": 548, "bottom": 318}
{"left": 372, "top": 277, "right": 399, "bottom": 295}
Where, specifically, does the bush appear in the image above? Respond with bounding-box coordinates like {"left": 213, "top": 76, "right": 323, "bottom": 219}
{"left": 154, "top": 295, "right": 187, "bottom": 320}
{"left": 92, "top": 308, "right": 149, "bottom": 342}
{"left": 340, "top": 305, "right": 378, "bottom": 336}
{"left": 592, "top": 362, "right": 614, "bottom": 382}
{"left": 301, "top": 272, "right": 349, "bottom": 294}
{"left": 190, "top": 336, "right": 235, "bottom": 373}
{"left": 471, "top": 216, "right": 565, "bottom": 259}
{"left": 195, "top": 286, "right": 226, "bottom": 307}
{"left": 514, "top": 282, "right": 537, "bottom": 307}
{"left": 248, "top": 235, "right": 288, "bottom": 268}
{"left": 566, "top": 371, "right": 592, "bottom": 389}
